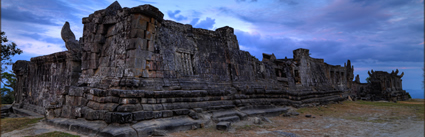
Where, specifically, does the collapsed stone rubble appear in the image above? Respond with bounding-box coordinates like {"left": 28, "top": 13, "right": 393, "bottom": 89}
{"left": 11, "top": 1, "right": 410, "bottom": 136}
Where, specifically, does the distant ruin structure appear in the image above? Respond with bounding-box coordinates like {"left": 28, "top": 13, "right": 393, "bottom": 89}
{"left": 12, "top": 2, "right": 410, "bottom": 136}
{"left": 352, "top": 70, "right": 409, "bottom": 101}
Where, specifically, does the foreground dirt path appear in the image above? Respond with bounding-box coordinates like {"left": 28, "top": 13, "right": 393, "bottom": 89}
{"left": 167, "top": 115, "right": 424, "bottom": 137}
{"left": 1, "top": 120, "right": 88, "bottom": 137}
{"left": 169, "top": 100, "right": 425, "bottom": 137}
{"left": 2, "top": 116, "right": 422, "bottom": 137}
{"left": 2, "top": 100, "right": 424, "bottom": 137}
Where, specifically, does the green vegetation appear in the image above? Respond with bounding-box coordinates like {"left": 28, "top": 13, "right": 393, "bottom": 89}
{"left": 1, "top": 71, "right": 17, "bottom": 104}
{"left": 1, "top": 31, "right": 23, "bottom": 69}
{"left": 26, "top": 131, "right": 80, "bottom": 137}
{"left": 1, "top": 117, "right": 43, "bottom": 133}
{"left": 1, "top": 31, "right": 23, "bottom": 104}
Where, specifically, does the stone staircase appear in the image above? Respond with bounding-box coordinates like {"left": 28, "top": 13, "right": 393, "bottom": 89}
{"left": 239, "top": 105, "right": 289, "bottom": 117}
{"left": 212, "top": 110, "right": 244, "bottom": 123}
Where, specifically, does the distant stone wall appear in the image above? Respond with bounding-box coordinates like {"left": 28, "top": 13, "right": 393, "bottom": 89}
{"left": 13, "top": 51, "right": 81, "bottom": 115}
{"left": 12, "top": 1, "right": 408, "bottom": 126}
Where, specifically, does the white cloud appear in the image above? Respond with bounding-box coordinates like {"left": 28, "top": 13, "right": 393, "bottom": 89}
{"left": 15, "top": 38, "right": 65, "bottom": 55}
{"left": 2, "top": 19, "right": 68, "bottom": 56}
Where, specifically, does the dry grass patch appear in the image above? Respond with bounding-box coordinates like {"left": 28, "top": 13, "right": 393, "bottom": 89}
{"left": 398, "top": 99, "right": 424, "bottom": 104}
{"left": 1, "top": 117, "right": 44, "bottom": 133}
{"left": 297, "top": 100, "right": 424, "bottom": 122}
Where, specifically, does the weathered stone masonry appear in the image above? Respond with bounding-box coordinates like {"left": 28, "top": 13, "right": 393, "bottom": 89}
{"left": 12, "top": 2, "right": 410, "bottom": 136}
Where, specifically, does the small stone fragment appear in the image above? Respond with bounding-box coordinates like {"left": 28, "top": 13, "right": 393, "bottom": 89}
{"left": 291, "top": 112, "right": 300, "bottom": 116}
{"left": 261, "top": 117, "right": 272, "bottom": 123}
{"left": 216, "top": 122, "right": 231, "bottom": 131}
{"left": 188, "top": 110, "right": 198, "bottom": 120}
{"left": 253, "top": 117, "right": 262, "bottom": 124}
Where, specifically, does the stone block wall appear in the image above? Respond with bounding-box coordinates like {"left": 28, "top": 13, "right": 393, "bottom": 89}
{"left": 13, "top": 51, "right": 81, "bottom": 115}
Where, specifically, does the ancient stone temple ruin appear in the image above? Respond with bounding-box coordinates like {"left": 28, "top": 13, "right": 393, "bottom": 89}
{"left": 12, "top": 2, "right": 410, "bottom": 136}
{"left": 351, "top": 69, "right": 409, "bottom": 101}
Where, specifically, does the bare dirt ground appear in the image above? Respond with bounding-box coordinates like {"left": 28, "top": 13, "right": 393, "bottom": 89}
{"left": 2, "top": 100, "right": 424, "bottom": 137}
{"left": 167, "top": 114, "right": 423, "bottom": 137}
{"left": 1, "top": 120, "right": 89, "bottom": 137}
{"left": 169, "top": 100, "right": 425, "bottom": 137}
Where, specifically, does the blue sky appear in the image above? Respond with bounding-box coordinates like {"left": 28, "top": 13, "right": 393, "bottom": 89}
{"left": 1, "top": 0, "right": 424, "bottom": 98}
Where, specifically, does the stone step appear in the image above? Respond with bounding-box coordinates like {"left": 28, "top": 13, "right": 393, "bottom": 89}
{"left": 130, "top": 116, "right": 206, "bottom": 136}
{"left": 212, "top": 110, "right": 239, "bottom": 119}
{"left": 216, "top": 121, "right": 231, "bottom": 131}
{"left": 1, "top": 105, "right": 12, "bottom": 113}
{"left": 206, "top": 105, "right": 236, "bottom": 110}
{"left": 12, "top": 107, "right": 43, "bottom": 117}
{"left": 46, "top": 118, "right": 107, "bottom": 136}
{"left": 212, "top": 110, "right": 248, "bottom": 121}
{"left": 240, "top": 107, "right": 289, "bottom": 117}
{"left": 48, "top": 116, "right": 207, "bottom": 137}
{"left": 216, "top": 115, "right": 240, "bottom": 123}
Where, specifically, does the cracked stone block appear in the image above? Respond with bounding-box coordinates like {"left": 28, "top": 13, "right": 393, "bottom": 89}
{"left": 173, "top": 109, "right": 190, "bottom": 115}
{"left": 119, "top": 98, "right": 140, "bottom": 104}
{"left": 161, "top": 110, "right": 173, "bottom": 118}
{"left": 111, "top": 112, "right": 132, "bottom": 123}
{"left": 152, "top": 111, "right": 162, "bottom": 119}
{"left": 116, "top": 104, "right": 141, "bottom": 112}
{"left": 132, "top": 111, "right": 153, "bottom": 121}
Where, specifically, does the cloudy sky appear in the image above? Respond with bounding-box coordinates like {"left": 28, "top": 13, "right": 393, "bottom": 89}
{"left": 2, "top": 0, "right": 424, "bottom": 98}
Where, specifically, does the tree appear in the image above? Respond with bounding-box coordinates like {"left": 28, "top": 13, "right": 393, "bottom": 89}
{"left": 1, "top": 71, "right": 16, "bottom": 104}
{"left": 1, "top": 31, "right": 23, "bottom": 71}
{"left": 1, "top": 31, "right": 23, "bottom": 104}
{"left": 366, "top": 76, "right": 371, "bottom": 83}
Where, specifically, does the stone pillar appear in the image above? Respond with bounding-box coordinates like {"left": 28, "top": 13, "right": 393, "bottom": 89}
{"left": 188, "top": 54, "right": 193, "bottom": 75}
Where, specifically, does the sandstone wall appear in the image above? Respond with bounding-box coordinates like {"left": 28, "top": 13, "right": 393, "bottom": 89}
{"left": 13, "top": 52, "right": 81, "bottom": 115}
